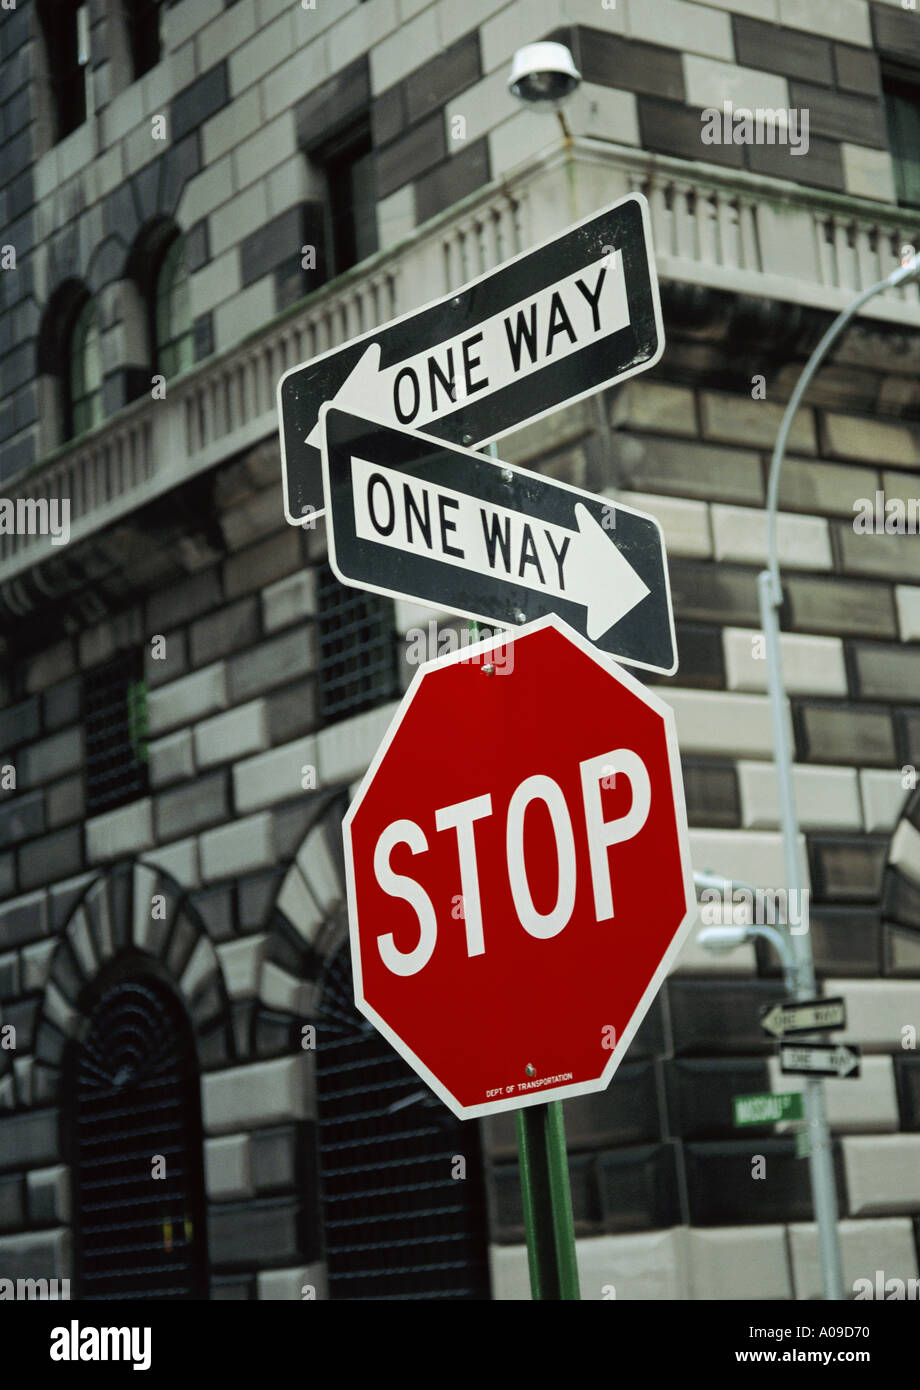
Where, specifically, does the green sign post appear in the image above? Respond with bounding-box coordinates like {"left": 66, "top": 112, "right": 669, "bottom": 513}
{"left": 516, "top": 1102, "right": 581, "bottom": 1300}
{"left": 733, "top": 1091, "right": 804, "bottom": 1127}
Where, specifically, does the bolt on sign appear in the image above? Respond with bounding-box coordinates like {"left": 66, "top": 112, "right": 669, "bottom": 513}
{"left": 278, "top": 192, "right": 663, "bottom": 522}
{"left": 342, "top": 615, "right": 695, "bottom": 1119}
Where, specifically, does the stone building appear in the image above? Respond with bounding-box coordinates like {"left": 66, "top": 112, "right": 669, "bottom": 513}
{"left": 2, "top": 0, "right": 920, "bottom": 1300}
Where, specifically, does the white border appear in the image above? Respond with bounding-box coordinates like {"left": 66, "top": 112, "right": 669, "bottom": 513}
{"left": 341, "top": 612, "right": 697, "bottom": 1120}
{"left": 277, "top": 190, "right": 665, "bottom": 525}
{"left": 319, "top": 403, "right": 678, "bottom": 677}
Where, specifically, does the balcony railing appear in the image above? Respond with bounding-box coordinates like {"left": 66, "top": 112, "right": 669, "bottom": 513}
{"left": 4, "top": 137, "right": 920, "bottom": 587}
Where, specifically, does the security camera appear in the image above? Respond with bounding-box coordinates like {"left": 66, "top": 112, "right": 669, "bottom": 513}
{"left": 508, "top": 42, "right": 581, "bottom": 110}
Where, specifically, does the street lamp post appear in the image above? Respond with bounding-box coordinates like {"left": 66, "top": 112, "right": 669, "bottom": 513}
{"left": 757, "top": 249, "right": 920, "bottom": 1301}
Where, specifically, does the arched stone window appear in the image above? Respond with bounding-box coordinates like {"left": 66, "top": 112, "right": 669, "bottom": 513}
{"left": 154, "top": 235, "right": 194, "bottom": 380}
{"left": 68, "top": 963, "right": 210, "bottom": 1299}
{"left": 314, "top": 942, "right": 491, "bottom": 1299}
{"left": 35, "top": 281, "right": 100, "bottom": 450}
{"left": 69, "top": 297, "right": 104, "bottom": 437}
{"left": 121, "top": 222, "right": 194, "bottom": 399}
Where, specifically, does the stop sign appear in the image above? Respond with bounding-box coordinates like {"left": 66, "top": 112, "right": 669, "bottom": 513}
{"left": 343, "top": 614, "right": 695, "bottom": 1118}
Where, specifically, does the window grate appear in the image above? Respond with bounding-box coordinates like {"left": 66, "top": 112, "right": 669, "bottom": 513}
{"left": 316, "top": 563, "right": 399, "bottom": 725}
{"left": 84, "top": 653, "right": 150, "bottom": 816}
{"left": 315, "top": 947, "right": 491, "bottom": 1300}
{"left": 71, "top": 978, "right": 208, "bottom": 1300}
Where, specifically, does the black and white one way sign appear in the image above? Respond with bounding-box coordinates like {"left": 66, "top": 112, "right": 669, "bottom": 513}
{"left": 279, "top": 193, "right": 663, "bottom": 522}
{"left": 321, "top": 408, "right": 677, "bottom": 675}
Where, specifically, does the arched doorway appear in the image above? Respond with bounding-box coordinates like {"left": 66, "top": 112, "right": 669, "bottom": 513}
{"left": 69, "top": 963, "right": 209, "bottom": 1299}
{"left": 314, "top": 944, "right": 491, "bottom": 1300}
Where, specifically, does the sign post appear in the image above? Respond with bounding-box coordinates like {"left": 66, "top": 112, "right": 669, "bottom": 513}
{"left": 282, "top": 193, "right": 674, "bottom": 1302}
{"left": 340, "top": 616, "right": 694, "bottom": 1297}
{"left": 516, "top": 1102, "right": 581, "bottom": 1300}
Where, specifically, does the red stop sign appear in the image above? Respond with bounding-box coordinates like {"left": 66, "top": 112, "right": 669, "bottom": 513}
{"left": 343, "top": 615, "right": 695, "bottom": 1118}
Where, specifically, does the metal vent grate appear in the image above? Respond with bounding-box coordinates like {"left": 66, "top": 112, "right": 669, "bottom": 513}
{"left": 316, "top": 562, "right": 399, "bottom": 725}
{"left": 72, "top": 977, "right": 208, "bottom": 1300}
{"left": 315, "top": 947, "right": 491, "bottom": 1300}
{"left": 84, "top": 652, "right": 149, "bottom": 816}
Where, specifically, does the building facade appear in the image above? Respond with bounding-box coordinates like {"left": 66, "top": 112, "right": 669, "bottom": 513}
{"left": 2, "top": 0, "right": 920, "bottom": 1299}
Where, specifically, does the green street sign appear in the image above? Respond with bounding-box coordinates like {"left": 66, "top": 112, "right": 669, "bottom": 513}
{"left": 733, "top": 1091, "right": 804, "bottom": 1128}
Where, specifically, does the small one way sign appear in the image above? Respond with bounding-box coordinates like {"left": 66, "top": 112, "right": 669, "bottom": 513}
{"left": 321, "top": 407, "right": 677, "bottom": 674}
{"left": 278, "top": 192, "right": 663, "bottom": 521}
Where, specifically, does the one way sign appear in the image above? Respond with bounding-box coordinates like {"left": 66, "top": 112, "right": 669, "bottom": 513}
{"left": 779, "top": 1042, "right": 861, "bottom": 1079}
{"left": 278, "top": 192, "right": 662, "bottom": 522}
{"left": 320, "top": 407, "right": 677, "bottom": 674}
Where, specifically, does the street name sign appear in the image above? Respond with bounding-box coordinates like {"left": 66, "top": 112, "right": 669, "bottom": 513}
{"left": 779, "top": 1042, "right": 861, "bottom": 1079}
{"left": 761, "top": 996, "right": 846, "bottom": 1039}
{"left": 733, "top": 1091, "right": 804, "bottom": 1128}
{"left": 278, "top": 192, "right": 663, "bottom": 521}
{"left": 342, "top": 614, "right": 694, "bottom": 1119}
{"left": 320, "top": 406, "right": 676, "bottom": 674}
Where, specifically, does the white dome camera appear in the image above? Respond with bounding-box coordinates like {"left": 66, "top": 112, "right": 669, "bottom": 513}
{"left": 508, "top": 42, "right": 581, "bottom": 110}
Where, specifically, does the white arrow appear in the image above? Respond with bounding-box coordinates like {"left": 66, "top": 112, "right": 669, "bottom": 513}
{"left": 348, "top": 455, "right": 650, "bottom": 639}
{"left": 780, "top": 1044, "right": 860, "bottom": 1078}
{"left": 305, "top": 251, "right": 629, "bottom": 448}
{"left": 570, "top": 504, "right": 651, "bottom": 639}
{"left": 762, "top": 998, "right": 846, "bottom": 1038}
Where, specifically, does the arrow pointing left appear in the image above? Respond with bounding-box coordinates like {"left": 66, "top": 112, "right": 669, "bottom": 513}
{"left": 303, "top": 252, "right": 628, "bottom": 449}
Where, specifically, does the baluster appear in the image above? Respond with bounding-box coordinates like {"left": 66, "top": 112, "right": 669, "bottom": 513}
{"left": 855, "top": 223, "right": 877, "bottom": 293}
{"left": 247, "top": 354, "right": 260, "bottom": 417}
{"left": 475, "top": 218, "right": 487, "bottom": 274}
{"left": 647, "top": 183, "right": 671, "bottom": 258}
{"left": 813, "top": 214, "right": 833, "bottom": 287}
{"left": 738, "top": 197, "right": 759, "bottom": 272}
{"left": 717, "top": 194, "right": 739, "bottom": 268}
{"left": 833, "top": 219, "right": 854, "bottom": 291}
{"left": 703, "top": 191, "right": 722, "bottom": 264}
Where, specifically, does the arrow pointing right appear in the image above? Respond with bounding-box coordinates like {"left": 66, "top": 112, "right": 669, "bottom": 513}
{"left": 346, "top": 453, "right": 652, "bottom": 639}
{"left": 779, "top": 1042, "right": 861, "bottom": 1078}
{"left": 321, "top": 408, "right": 677, "bottom": 673}
{"left": 829, "top": 1045, "right": 860, "bottom": 1078}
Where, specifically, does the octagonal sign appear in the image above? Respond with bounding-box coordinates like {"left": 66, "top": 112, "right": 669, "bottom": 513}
{"left": 343, "top": 614, "right": 695, "bottom": 1119}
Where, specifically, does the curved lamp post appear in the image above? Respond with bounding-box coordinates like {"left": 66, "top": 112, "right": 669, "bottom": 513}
{"left": 758, "top": 249, "right": 920, "bottom": 1301}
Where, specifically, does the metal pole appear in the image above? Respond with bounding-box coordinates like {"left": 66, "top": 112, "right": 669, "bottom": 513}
{"left": 758, "top": 252, "right": 920, "bottom": 1300}
{"left": 758, "top": 570, "right": 844, "bottom": 1302}
{"left": 515, "top": 1101, "right": 581, "bottom": 1300}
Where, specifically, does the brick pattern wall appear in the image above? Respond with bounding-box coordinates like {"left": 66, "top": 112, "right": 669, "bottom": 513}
{"left": 6, "top": 359, "right": 920, "bottom": 1296}
{"left": 4, "top": 0, "right": 920, "bottom": 1299}
{"left": 6, "top": 0, "right": 916, "bottom": 483}
{"left": 471, "top": 360, "right": 920, "bottom": 1296}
